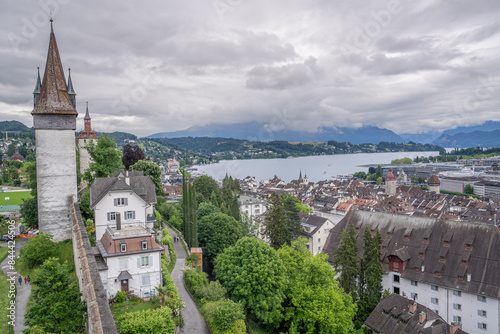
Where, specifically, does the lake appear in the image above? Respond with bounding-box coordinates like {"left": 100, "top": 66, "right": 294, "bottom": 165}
{"left": 193, "top": 151, "right": 439, "bottom": 183}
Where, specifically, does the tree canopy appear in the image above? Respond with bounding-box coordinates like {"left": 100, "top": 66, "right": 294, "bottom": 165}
{"left": 278, "top": 239, "right": 356, "bottom": 334}
{"left": 264, "top": 193, "right": 290, "bottom": 250}
{"left": 83, "top": 135, "right": 123, "bottom": 184}
{"left": 131, "top": 160, "right": 163, "bottom": 197}
{"left": 332, "top": 223, "right": 359, "bottom": 300}
{"left": 214, "top": 237, "right": 286, "bottom": 326}
{"left": 122, "top": 144, "right": 146, "bottom": 170}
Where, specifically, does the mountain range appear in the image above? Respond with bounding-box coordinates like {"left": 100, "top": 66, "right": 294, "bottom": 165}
{"left": 149, "top": 121, "right": 500, "bottom": 147}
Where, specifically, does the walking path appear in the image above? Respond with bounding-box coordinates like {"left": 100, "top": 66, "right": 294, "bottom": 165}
{"left": 165, "top": 225, "right": 209, "bottom": 334}
{"left": 1, "top": 238, "right": 31, "bottom": 334}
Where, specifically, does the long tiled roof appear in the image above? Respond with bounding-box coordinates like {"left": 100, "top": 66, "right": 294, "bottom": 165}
{"left": 323, "top": 210, "right": 500, "bottom": 299}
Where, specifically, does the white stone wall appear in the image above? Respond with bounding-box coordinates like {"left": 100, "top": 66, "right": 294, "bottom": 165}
{"left": 36, "top": 129, "right": 77, "bottom": 241}
{"left": 78, "top": 138, "right": 96, "bottom": 185}
{"left": 102, "top": 251, "right": 162, "bottom": 299}
{"left": 383, "top": 273, "right": 499, "bottom": 334}
{"left": 94, "top": 190, "right": 154, "bottom": 240}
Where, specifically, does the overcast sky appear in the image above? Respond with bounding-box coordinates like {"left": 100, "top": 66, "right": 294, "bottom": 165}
{"left": 1, "top": 0, "right": 499, "bottom": 137}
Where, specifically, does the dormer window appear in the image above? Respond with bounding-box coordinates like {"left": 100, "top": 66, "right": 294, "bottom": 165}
{"left": 434, "top": 271, "right": 442, "bottom": 277}
{"left": 120, "top": 241, "right": 127, "bottom": 252}
{"left": 439, "top": 255, "right": 446, "bottom": 262}
{"left": 443, "top": 231, "right": 453, "bottom": 247}
{"left": 423, "top": 237, "right": 429, "bottom": 243}
{"left": 465, "top": 243, "right": 472, "bottom": 249}
{"left": 141, "top": 239, "right": 148, "bottom": 250}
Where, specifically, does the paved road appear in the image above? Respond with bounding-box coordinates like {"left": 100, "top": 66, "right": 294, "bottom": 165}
{"left": 165, "top": 226, "right": 209, "bottom": 334}
{"left": 1, "top": 238, "right": 31, "bottom": 334}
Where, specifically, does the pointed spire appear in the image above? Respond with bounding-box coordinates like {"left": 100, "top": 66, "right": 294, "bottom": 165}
{"left": 32, "top": 20, "right": 77, "bottom": 115}
{"left": 85, "top": 101, "right": 90, "bottom": 119}
{"left": 299, "top": 169, "right": 303, "bottom": 181}
{"left": 67, "top": 68, "right": 76, "bottom": 108}
{"left": 33, "top": 67, "right": 42, "bottom": 107}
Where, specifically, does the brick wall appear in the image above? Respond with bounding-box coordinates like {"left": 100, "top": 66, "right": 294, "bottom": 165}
{"left": 70, "top": 197, "right": 118, "bottom": 334}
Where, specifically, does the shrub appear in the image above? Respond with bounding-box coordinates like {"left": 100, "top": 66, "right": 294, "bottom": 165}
{"left": 116, "top": 306, "right": 175, "bottom": 334}
{"left": 202, "top": 281, "right": 226, "bottom": 302}
{"left": 184, "top": 268, "right": 208, "bottom": 302}
{"left": 115, "top": 291, "right": 127, "bottom": 303}
{"left": 19, "top": 233, "right": 57, "bottom": 267}
{"left": 202, "top": 300, "right": 246, "bottom": 334}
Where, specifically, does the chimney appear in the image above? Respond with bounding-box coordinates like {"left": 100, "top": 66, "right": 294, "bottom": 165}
{"left": 467, "top": 273, "right": 471, "bottom": 283}
{"left": 450, "top": 322, "right": 462, "bottom": 334}
{"left": 418, "top": 311, "right": 426, "bottom": 324}
{"left": 125, "top": 170, "right": 130, "bottom": 185}
{"left": 409, "top": 301, "right": 417, "bottom": 314}
{"left": 116, "top": 213, "right": 121, "bottom": 230}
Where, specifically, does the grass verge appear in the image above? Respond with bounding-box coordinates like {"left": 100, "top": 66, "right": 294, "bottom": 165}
{"left": 0, "top": 191, "right": 32, "bottom": 205}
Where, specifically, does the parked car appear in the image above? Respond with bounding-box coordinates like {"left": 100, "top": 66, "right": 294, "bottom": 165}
{"left": 0, "top": 234, "right": 13, "bottom": 242}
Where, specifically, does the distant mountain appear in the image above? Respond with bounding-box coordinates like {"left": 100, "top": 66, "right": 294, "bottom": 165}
{"left": 0, "top": 120, "right": 31, "bottom": 132}
{"left": 442, "top": 121, "right": 500, "bottom": 136}
{"left": 399, "top": 131, "right": 442, "bottom": 144}
{"left": 432, "top": 130, "right": 500, "bottom": 148}
{"left": 148, "top": 122, "right": 406, "bottom": 145}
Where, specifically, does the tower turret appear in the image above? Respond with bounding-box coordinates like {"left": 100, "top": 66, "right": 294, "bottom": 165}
{"left": 67, "top": 67, "right": 76, "bottom": 108}
{"left": 33, "top": 67, "right": 41, "bottom": 107}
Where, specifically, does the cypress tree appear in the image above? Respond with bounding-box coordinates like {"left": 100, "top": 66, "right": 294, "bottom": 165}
{"left": 333, "top": 223, "right": 359, "bottom": 300}
{"left": 190, "top": 179, "right": 198, "bottom": 247}
{"left": 264, "top": 193, "right": 290, "bottom": 249}
{"left": 282, "top": 195, "right": 301, "bottom": 241}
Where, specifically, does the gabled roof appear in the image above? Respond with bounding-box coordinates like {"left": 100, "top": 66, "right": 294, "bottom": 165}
{"left": 32, "top": 23, "right": 77, "bottom": 115}
{"left": 299, "top": 212, "right": 329, "bottom": 236}
{"left": 90, "top": 171, "right": 157, "bottom": 208}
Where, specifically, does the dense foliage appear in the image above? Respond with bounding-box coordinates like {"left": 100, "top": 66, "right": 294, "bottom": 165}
{"left": 122, "top": 144, "right": 146, "bottom": 170}
{"left": 131, "top": 160, "right": 163, "bottom": 197}
{"left": 115, "top": 306, "right": 176, "bottom": 334}
{"left": 83, "top": 135, "right": 123, "bottom": 184}
{"left": 19, "top": 233, "right": 57, "bottom": 267}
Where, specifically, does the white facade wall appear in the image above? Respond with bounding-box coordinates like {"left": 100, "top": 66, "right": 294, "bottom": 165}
{"left": 100, "top": 251, "right": 162, "bottom": 299}
{"left": 306, "top": 219, "right": 334, "bottom": 255}
{"left": 240, "top": 202, "right": 265, "bottom": 217}
{"left": 383, "top": 273, "right": 499, "bottom": 334}
{"left": 36, "top": 129, "right": 77, "bottom": 242}
{"left": 94, "top": 191, "right": 154, "bottom": 240}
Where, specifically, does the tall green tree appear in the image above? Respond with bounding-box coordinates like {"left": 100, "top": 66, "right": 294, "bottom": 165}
{"left": 182, "top": 174, "right": 198, "bottom": 248}
{"left": 193, "top": 175, "right": 221, "bottom": 203}
{"left": 357, "top": 228, "right": 383, "bottom": 322}
{"left": 83, "top": 135, "right": 123, "bottom": 185}
{"left": 264, "top": 193, "right": 290, "bottom": 250}
{"left": 282, "top": 195, "right": 302, "bottom": 241}
{"left": 278, "top": 239, "right": 357, "bottom": 334}
{"left": 131, "top": 160, "right": 163, "bottom": 197}
{"left": 24, "top": 258, "right": 86, "bottom": 333}
{"left": 20, "top": 162, "right": 38, "bottom": 228}
{"left": 332, "top": 223, "right": 359, "bottom": 300}
{"left": 214, "top": 237, "right": 286, "bottom": 327}
{"left": 198, "top": 212, "right": 243, "bottom": 267}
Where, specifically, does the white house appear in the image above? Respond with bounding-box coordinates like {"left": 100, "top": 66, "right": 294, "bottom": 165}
{"left": 90, "top": 171, "right": 157, "bottom": 241}
{"left": 95, "top": 224, "right": 163, "bottom": 299}
{"left": 239, "top": 195, "right": 266, "bottom": 218}
{"left": 324, "top": 210, "right": 500, "bottom": 334}
{"left": 299, "top": 213, "right": 335, "bottom": 255}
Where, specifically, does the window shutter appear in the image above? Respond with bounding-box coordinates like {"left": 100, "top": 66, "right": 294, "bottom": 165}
{"left": 125, "top": 198, "right": 128, "bottom": 205}
{"left": 132, "top": 211, "right": 136, "bottom": 219}
{"left": 107, "top": 212, "right": 111, "bottom": 221}
{"left": 114, "top": 198, "right": 118, "bottom": 206}
{"left": 137, "top": 258, "right": 141, "bottom": 268}
{"left": 149, "top": 255, "right": 153, "bottom": 266}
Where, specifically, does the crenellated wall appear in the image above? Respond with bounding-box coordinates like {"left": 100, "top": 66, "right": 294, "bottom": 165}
{"left": 70, "top": 196, "right": 117, "bottom": 334}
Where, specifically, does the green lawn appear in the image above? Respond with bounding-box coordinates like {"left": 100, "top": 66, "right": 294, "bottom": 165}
{"left": 0, "top": 191, "right": 32, "bottom": 205}
{"left": 0, "top": 247, "right": 15, "bottom": 334}
{"left": 111, "top": 300, "right": 156, "bottom": 318}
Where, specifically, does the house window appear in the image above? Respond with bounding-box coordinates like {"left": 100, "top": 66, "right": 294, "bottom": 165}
{"left": 411, "top": 280, "right": 418, "bottom": 286}
{"left": 318, "top": 238, "right": 321, "bottom": 243}
{"left": 141, "top": 256, "right": 149, "bottom": 267}
{"left": 141, "top": 240, "right": 148, "bottom": 250}
{"left": 255, "top": 209, "right": 260, "bottom": 214}
{"left": 107, "top": 212, "right": 116, "bottom": 221}
{"left": 431, "top": 297, "right": 439, "bottom": 304}
{"left": 431, "top": 285, "right": 439, "bottom": 291}
{"left": 453, "top": 290, "right": 462, "bottom": 297}
{"left": 411, "top": 293, "right": 418, "bottom": 301}
{"left": 477, "top": 322, "right": 487, "bottom": 330}
{"left": 125, "top": 211, "right": 136, "bottom": 220}
{"left": 477, "top": 295, "right": 486, "bottom": 303}
{"left": 453, "top": 315, "right": 461, "bottom": 323}
{"left": 393, "top": 274, "right": 400, "bottom": 283}
{"left": 453, "top": 304, "right": 461, "bottom": 310}
{"left": 393, "top": 286, "right": 400, "bottom": 294}
{"left": 114, "top": 198, "right": 128, "bottom": 206}
{"left": 478, "top": 310, "right": 487, "bottom": 317}
{"left": 120, "top": 242, "right": 126, "bottom": 252}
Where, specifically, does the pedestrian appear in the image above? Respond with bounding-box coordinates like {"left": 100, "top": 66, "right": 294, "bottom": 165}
{"left": 27, "top": 276, "right": 30, "bottom": 285}
{"left": 24, "top": 277, "right": 27, "bottom": 284}
{"left": 18, "top": 276, "right": 22, "bottom": 285}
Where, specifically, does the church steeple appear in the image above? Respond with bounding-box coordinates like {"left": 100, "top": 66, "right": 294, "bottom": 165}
{"left": 33, "top": 67, "right": 42, "bottom": 107}
{"left": 78, "top": 102, "right": 98, "bottom": 140}
{"left": 84, "top": 102, "right": 91, "bottom": 132}
{"left": 32, "top": 20, "right": 77, "bottom": 115}
{"left": 67, "top": 68, "right": 76, "bottom": 108}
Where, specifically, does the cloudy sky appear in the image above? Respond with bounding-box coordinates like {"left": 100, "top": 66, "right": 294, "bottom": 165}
{"left": 1, "top": 0, "right": 499, "bottom": 137}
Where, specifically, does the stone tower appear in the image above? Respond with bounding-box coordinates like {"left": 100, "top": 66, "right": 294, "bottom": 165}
{"left": 427, "top": 174, "right": 441, "bottom": 193}
{"left": 32, "top": 21, "right": 78, "bottom": 242}
{"left": 77, "top": 102, "right": 98, "bottom": 188}
{"left": 385, "top": 168, "right": 397, "bottom": 196}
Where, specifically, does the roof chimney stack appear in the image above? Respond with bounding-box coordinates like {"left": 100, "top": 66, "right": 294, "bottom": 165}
{"left": 116, "top": 213, "right": 121, "bottom": 230}
{"left": 409, "top": 301, "right": 417, "bottom": 314}
{"left": 418, "top": 311, "right": 426, "bottom": 324}
{"left": 125, "top": 170, "right": 130, "bottom": 186}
